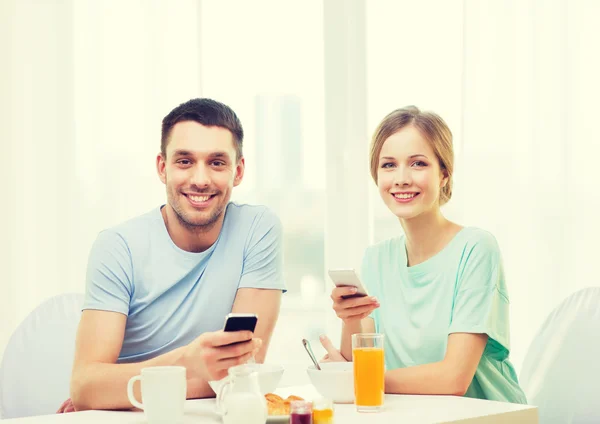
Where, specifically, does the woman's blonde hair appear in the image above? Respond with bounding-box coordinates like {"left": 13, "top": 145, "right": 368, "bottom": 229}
{"left": 369, "top": 106, "right": 454, "bottom": 205}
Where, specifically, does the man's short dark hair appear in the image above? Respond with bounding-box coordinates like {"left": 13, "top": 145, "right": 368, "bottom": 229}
{"left": 161, "top": 98, "right": 244, "bottom": 160}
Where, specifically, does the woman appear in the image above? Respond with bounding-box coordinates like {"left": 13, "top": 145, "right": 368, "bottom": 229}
{"left": 320, "top": 106, "right": 527, "bottom": 404}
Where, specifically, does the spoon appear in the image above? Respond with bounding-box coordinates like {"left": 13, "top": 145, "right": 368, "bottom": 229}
{"left": 302, "top": 338, "right": 322, "bottom": 370}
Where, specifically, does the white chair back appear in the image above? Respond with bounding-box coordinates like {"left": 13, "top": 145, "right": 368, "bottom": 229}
{"left": 520, "top": 287, "right": 600, "bottom": 423}
{"left": 0, "top": 293, "right": 84, "bottom": 419}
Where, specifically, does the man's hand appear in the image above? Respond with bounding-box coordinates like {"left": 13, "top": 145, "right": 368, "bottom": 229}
{"left": 56, "top": 398, "right": 76, "bottom": 413}
{"left": 183, "top": 330, "right": 262, "bottom": 381}
{"left": 319, "top": 335, "right": 348, "bottom": 362}
{"left": 331, "top": 287, "right": 379, "bottom": 323}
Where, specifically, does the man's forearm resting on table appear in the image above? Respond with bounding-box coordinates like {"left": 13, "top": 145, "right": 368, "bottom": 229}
{"left": 71, "top": 288, "right": 281, "bottom": 411}
{"left": 70, "top": 346, "right": 213, "bottom": 411}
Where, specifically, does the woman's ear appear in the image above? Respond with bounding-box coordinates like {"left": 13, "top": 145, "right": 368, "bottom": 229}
{"left": 440, "top": 169, "right": 449, "bottom": 187}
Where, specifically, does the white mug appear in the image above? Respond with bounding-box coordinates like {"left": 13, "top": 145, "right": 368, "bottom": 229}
{"left": 127, "top": 366, "right": 187, "bottom": 424}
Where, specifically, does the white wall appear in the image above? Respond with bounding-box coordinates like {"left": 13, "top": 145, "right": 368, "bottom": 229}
{"left": 460, "top": 0, "right": 600, "bottom": 370}
{"left": 0, "top": 0, "right": 202, "bottom": 354}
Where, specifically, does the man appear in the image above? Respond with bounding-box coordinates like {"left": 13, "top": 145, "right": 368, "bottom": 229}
{"left": 62, "top": 98, "right": 284, "bottom": 412}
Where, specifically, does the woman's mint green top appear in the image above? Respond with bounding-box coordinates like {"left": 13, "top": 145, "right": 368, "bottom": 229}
{"left": 362, "top": 227, "right": 527, "bottom": 404}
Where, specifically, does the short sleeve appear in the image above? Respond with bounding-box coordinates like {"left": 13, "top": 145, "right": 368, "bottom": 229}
{"left": 82, "top": 230, "right": 133, "bottom": 315}
{"left": 448, "top": 232, "right": 511, "bottom": 351}
{"left": 238, "top": 209, "right": 286, "bottom": 292}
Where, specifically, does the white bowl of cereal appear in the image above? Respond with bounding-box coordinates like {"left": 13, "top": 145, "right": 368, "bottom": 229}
{"left": 307, "top": 361, "right": 354, "bottom": 403}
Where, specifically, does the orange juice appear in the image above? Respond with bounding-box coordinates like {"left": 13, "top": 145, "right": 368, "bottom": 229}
{"left": 312, "top": 407, "right": 333, "bottom": 424}
{"left": 353, "top": 347, "right": 385, "bottom": 407}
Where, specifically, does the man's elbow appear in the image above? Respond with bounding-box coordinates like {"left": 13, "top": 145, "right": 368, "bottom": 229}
{"left": 70, "top": 371, "right": 95, "bottom": 411}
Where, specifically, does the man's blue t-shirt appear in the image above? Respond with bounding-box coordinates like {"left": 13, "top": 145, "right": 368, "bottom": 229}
{"left": 82, "top": 202, "right": 285, "bottom": 363}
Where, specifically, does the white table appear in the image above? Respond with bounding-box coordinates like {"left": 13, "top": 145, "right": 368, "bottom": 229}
{"left": 3, "top": 385, "right": 538, "bottom": 423}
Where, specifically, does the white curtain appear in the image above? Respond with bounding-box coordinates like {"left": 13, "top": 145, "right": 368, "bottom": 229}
{"left": 460, "top": 0, "right": 600, "bottom": 370}
{"left": 0, "top": 0, "right": 202, "bottom": 353}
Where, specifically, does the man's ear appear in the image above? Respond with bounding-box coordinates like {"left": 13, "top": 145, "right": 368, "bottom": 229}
{"left": 156, "top": 153, "right": 167, "bottom": 184}
{"left": 233, "top": 157, "right": 245, "bottom": 187}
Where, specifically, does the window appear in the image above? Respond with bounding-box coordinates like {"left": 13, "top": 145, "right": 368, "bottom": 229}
{"left": 200, "top": 0, "right": 332, "bottom": 373}
{"left": 366, "top": 0, "right": 465, "bottom": 242}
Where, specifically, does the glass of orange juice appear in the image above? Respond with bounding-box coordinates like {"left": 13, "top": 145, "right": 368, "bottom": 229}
{"left": 352, "top": 333, "right": 385, "bottom": 412}
{"left": 312, "top": 398, "right": 334, "bottom": 424}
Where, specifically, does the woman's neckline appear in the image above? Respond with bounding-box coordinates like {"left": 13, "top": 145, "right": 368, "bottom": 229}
{"left": 402, "top": 226, "right": 469, "bottom": 272}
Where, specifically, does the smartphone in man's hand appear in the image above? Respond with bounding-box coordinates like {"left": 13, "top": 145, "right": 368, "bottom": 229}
{"left": 223, "top": 313, "right": 258, "bottom": 333}
{"left": 221, "top": 313, "right": 258, "bottom": 349}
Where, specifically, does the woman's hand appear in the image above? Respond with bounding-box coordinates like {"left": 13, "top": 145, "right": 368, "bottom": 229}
{"left": 331, "top": 287, "right": 379, "bottom": 323}
{"left": 318, "top": 335, "right": 348, "bottom": 362}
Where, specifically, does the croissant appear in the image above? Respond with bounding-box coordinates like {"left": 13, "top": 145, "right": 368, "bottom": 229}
{"left": 264, "top": 393, "right": 305, "bottom": 415}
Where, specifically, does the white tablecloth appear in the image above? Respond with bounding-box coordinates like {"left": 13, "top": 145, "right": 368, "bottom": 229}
{"left": 3, "top": 385, "right": 538, "bottom": 423}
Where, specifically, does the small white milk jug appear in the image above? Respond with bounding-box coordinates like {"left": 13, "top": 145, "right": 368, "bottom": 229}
{"left": 217, "top": 364, "right": 267, "bottom": 424}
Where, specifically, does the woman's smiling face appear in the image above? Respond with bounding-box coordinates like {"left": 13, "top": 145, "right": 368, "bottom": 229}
{"left": 377, "top": 125, "right": 448, "bottom": 220}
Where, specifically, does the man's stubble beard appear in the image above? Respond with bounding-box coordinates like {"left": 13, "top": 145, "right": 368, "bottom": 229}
{"left": 168, "top": 188, "right": 226, "bottom": 234}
